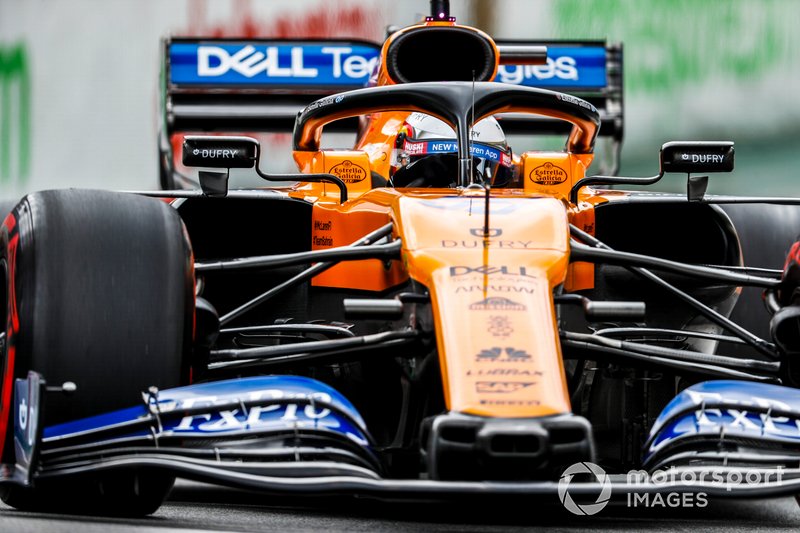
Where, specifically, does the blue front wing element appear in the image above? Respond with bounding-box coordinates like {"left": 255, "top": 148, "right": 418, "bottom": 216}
{"left": 44, "top": 375, "right": 371, "bottom": 447}
{"left": 645, "top": 380, "right": 800, "bottom": 465}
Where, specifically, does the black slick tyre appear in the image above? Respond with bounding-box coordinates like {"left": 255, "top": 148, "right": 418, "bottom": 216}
{"left": 0, "top": 189, "right": 194, "bottom": 516}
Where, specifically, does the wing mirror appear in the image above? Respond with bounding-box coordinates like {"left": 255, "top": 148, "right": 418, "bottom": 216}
{"left": 181, "top": 135, "right": 348, "bottom": 202}
{"left": 182, "top": 136, "right": 258, "bottom": 169}
{"left": 182, "top": 136, "right": 258, "bottom": 197}
{"left": 570, "top": 140, "right": 734, "bottom": 204}
{"left": 661, "top": 141, "right": 734, "bottom": 202}
{"left": 660, "top": 141, "right": 734, "bottom": 174}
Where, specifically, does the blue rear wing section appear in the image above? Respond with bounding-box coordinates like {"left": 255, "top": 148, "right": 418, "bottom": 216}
{"left": 167, "top": 41, "right": 611, "bottom": 92}
{"left": 160, "top": 38, "right": 623, "bottom": 163}
{"left": 496, "top": 44, "right": 609, "bottom": 90}
{"left": 169, "top": 41, "right": 381, "bottom": 88}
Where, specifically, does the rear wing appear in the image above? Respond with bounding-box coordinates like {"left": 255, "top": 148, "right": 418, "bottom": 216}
{"left": 494, "top": 40, "right": 624, "bottom": 174}
{"left": 159, "top": 38, "right": 623, "bottom": 183}
{"left": 162, "top": 38, "right": 381, "bottom": 133}
{"left": 493, "top": 40, "right": 623, "bottom": 137}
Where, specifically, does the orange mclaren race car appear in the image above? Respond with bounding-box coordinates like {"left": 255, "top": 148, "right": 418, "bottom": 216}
{"left": 1, "top": 0, "right": 800, "bottom": 517}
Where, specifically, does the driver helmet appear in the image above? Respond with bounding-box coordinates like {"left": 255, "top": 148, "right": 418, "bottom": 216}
{"left": 389, "top": 113, "right": 513, "bottom": 188}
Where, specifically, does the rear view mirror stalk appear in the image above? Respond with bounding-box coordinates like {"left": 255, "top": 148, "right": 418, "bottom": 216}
{"left": 569, "top": 141, "right": 734, "bottom": 203}
{"left": 182, "top": 135, "right": 348, "bottom": 202}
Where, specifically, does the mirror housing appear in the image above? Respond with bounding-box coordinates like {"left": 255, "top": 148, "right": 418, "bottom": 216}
{"left": 181, "top": 136, "right": 260, "bottom": 197}
{"left": 660, "top": 141, "right": 734, "bottom": 174}
{"left": 182, "top": 136, "right": 258, "bottom": 169}
{"left": 179, "top": 134, "right": 349, "bottom": 202}
{"left": 569, "top": 141, "right": 734, "bottom": 204}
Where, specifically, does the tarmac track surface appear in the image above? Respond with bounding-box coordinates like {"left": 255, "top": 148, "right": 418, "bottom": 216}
{"left": 0, "top": 480, "right": 799, "bottom": 532}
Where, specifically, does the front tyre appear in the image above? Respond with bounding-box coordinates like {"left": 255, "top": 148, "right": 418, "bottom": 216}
{"left": 0, "top": 190, "right": 194, "bottom": 516}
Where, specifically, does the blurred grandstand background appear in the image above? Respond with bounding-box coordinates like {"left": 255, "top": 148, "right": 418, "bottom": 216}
{"left": 0, "top": 0, "right": 797, "bottom": 197}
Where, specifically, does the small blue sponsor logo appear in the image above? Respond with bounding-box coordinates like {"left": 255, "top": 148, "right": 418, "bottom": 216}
{"left": 402, "top": 140, "right": 511, "bottom": 167}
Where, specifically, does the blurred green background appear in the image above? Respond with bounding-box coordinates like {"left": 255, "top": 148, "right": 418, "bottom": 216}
{"left": 0, "top": 0, "right": 797, "bottom": 196}
{"left": 478, "top": 0, "right": 800, "bottom": 194}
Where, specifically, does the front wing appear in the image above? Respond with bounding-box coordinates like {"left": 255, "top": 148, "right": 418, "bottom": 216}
{"left": 3, "top": 372, "right": 800, "bottom": 503}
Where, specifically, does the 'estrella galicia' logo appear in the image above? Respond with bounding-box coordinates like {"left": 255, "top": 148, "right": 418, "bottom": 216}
{"left": 329, "top": 160, "right": 366, "bottom": 183}
{"left": 530, "top": 162, "right": 567, "bottom": 185}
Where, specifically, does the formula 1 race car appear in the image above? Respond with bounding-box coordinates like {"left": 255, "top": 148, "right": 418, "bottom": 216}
{"left": 2, "top": 1, "right": 800, "bottom": 517}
